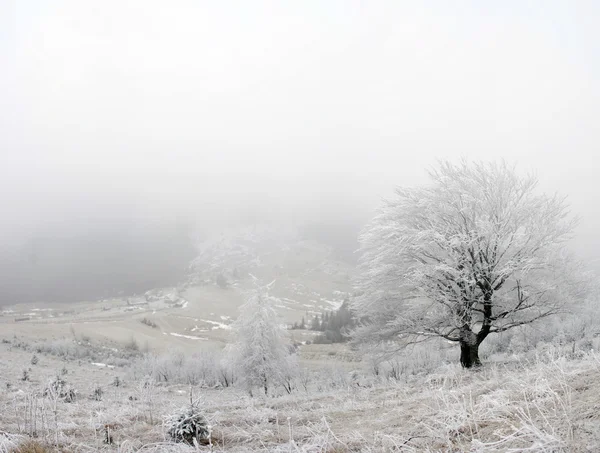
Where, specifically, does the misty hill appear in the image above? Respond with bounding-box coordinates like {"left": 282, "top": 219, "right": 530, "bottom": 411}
{"left": 186, "top": 224, "right": 354, "bottom": 315}
{"left": 0, "top": 221, "right": 359, "bottom": 307}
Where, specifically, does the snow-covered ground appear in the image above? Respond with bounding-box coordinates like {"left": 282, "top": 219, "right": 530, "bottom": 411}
{"left": 1, "top": 336, "right": 600, "bottom": 452}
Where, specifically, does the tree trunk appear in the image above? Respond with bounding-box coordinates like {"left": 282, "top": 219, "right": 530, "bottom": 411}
{"left": 460, "top": 326, "right": 482, "bottom": 368}
{"left": 460, "top": 340, "right": 481, "bottom": 368}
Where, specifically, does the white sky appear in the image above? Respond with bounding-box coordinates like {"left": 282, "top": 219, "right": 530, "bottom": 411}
{"left": 1, "top": 1, "right": 599, "bottom": 261}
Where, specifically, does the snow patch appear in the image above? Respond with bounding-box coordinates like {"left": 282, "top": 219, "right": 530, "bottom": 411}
{"left": 169, "top": 332, "right": 207, "bottom": 340}
{"left": 190, "top": 325, "right": 209, "bottom": 333}
{"left": 91, "top": 362, "right": 115, "bottom": 369}
{"left": 199, "top": 319, "right": 232, "bottom": 330}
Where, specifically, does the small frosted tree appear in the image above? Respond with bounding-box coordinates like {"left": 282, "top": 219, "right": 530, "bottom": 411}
{"left": 352, "top": 160, "right": 582, "bottom": 368}
{"left": 229, "top": 285, "right": 296, "bottom": 395}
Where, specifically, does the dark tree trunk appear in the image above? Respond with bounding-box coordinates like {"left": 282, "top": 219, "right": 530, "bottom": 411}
{"left": 460, "top": 325, "right": 482, "bottom": 368}
{"left": 460, "top": 340, "right": 481, "bottom": 368}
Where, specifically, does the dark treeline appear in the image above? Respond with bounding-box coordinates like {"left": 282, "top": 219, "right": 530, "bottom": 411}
{"left": 291, "top": 300, "right": 355, "bottom": 344}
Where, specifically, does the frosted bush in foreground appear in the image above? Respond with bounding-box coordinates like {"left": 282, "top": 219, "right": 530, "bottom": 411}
{"left": 165, "top": 399, "right": 211, "bottom": 446}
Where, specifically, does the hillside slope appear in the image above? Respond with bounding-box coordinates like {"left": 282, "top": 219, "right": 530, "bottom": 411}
{"left": 0, "top": 226, "right": 354, "bottom": 351}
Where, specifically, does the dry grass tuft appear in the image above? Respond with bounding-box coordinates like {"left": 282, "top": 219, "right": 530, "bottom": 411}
{"left": 9, "top": 440, "right": 50, "bottom": 453}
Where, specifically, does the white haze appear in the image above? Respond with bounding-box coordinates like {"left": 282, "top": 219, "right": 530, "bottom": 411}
{"left": 1, "top": 1, "right": 600, "bottom": 302}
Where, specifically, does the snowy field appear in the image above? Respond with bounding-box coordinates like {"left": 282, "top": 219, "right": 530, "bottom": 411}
{"left": 1, "top": 333, "right": 600, "bottom": 452}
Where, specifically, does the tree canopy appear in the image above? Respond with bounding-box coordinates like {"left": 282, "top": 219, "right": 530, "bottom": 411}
{"left": 352, "top": 160, "right": 582, "bottom": 367}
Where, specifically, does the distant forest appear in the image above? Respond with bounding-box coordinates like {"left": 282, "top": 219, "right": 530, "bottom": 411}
{"left": 291, "top": 301, "right": 355, "bottom": 344}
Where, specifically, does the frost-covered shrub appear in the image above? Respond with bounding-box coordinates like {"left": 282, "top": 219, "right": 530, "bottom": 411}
{"left": 42, "top": 374, "right": 77, "bottom": 402}
{"left": 181, "top": 353, "right": 221, "bottom": 387}
{"left": 364, "top": 340, "right": 454, "bottom": 383}
{"left": 92, "top": 386, "right": 103, "bottom": 401}
{"left": 129, "top": 350, "right": 224, "bottom": 386}
{"left": 165, "top": 401, "right": 211, "bottom": 445}
{"left": 128, "top": 353, "right": 160, "bottom": 381}
{"left": 140, "top": 317, "right": 159, "bottom": 329}
{"left": 63, "top": 387, "right": 77, "bottom": 403}
{"left": 41, "top": 338, "right": 81, "bottom": 358}
{"left": 216, "top": 359, "right": 235, "bottom": 388}
{"left": 43, "top": 375, "right": 66, "bottom": 396}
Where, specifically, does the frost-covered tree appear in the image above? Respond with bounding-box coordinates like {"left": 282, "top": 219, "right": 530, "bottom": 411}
{"left": 229, "top": 285, "right": 297, "bottom": 395}
{"left": 352, "top": 160, "right": 582, "bottom": 368}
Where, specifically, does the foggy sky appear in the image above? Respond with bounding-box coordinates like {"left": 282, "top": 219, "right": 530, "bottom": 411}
{"left": 2, "top": 1, "right": 600, "bottom": 292}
